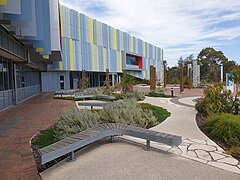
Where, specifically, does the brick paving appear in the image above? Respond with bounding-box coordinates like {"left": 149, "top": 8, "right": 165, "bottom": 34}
{"left": 0, "top": 93, "right": 75, "bottom": 180}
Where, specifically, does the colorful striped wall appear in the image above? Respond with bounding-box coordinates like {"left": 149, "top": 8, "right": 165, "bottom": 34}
{"left": 0, "top": 0, "right": 61, "bottom": 59}
{"left": 54, "top": 5, "right": 163, "bottom": 80}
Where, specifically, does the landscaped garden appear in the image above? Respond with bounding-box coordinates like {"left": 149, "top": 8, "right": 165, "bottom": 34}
{"left": 195, "top": 68, "right": 240, "bottom": 161}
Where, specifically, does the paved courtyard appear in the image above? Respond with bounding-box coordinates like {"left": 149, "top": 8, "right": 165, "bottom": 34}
{"left": 0, "top": 93, "right": 75, "bottom": 180}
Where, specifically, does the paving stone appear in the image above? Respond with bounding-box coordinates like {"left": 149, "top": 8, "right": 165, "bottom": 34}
{"left": 187, "top": 150, "right": 197, "bottom": 157}
{"left": 188, "top": 144, "right": 217, "bottom": 152}
{"left": 208, "top": 161, "right": 240, "bottom": 174}
{"left": 188, "top": 139, "right": 207, "bottom": 145}
{"left": 181, "top": 153, "right": 208, "bottom": 164}
{"left": 178, "top": 145, "right": 188, "bottom": 154}
{"left": 238, "top": 165, "right": 240, "bottom": 169}
{"left": 209, "top": 152, "right": 226, "bottom": 160}
{"left": 182, "top": 139, "right": 194, "bottom": 144}
{"left": 195, "top": 150, "right": 212, "bottom": 161}
{"left": 217, "top": 157, "right": 239, "bottom": 166}
{"left": 167, "top": 147, "right": 182, "bottom": 155}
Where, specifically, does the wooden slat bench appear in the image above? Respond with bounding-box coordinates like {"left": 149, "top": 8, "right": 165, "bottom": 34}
{"left": 38, "top": 123, "right": 182, "bottom": 165}
{"left": 78, "top": 101, "right": 111, "bottom": 110}
{"left": 75, "top": 94, "right": 115, "bottom": 100}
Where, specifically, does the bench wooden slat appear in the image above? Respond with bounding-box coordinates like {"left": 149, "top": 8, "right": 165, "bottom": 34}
{"left": 39, "top": 123, "right": 182, "bottom": 165}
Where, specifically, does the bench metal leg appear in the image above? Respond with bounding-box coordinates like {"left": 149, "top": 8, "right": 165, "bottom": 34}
{"left": 145, "top": 140, "right": 150, "bottom": 151}
{"left": 67, "top": 151, "right": 76, "bottom": 162}
{"left": 91, "top": 106, "right": 93, "bottom": 110}
{"left": 110, "top": 136, "right": 114, "bottom": 143}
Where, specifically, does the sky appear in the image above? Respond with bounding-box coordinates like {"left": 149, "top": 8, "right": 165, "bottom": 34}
{"left": 59, "top": 0, "right": 240, "bottom": 67}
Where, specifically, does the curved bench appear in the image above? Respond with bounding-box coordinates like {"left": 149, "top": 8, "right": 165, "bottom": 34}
{"left": 38, "top": 123, "right": 182, "bottom": 165}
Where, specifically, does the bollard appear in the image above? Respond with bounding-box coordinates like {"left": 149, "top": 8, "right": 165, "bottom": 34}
{"left": 171, "top": 88, "right": 174, "bottom": 97}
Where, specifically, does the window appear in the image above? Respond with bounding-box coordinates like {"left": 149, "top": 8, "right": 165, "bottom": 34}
{"left": 60, "top": 75, "right": 64, "bottom": 89}
{"left": 126, "top": 55, "right": 138, "bottom": 65}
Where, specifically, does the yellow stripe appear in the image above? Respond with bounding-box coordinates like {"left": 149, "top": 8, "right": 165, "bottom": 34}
{"left": 69, "top": 39, "right": 74, "bottom": 70}
{"left": 131, "top": 71, "right": 134, "bottom": 76}
{"left": 59, "top": 62, "right": 63, "bottom": 70}
{"left": 96, "top": 46, "right": 99, "bottom": 71}
{"left": 96, "top": 21, "right": 98, "bottom": 45}
{"left": 88, "top": 17, "right": 93, "bottom": 44}
{"left": 103, "top": 48, "right": 106, "bottom": 72}
{"left": 113, "top": 28, "right": 117, "bottom": 50}
{"left": 60, "top": 5, "right": 63, "bottom": 37}
{"left": 91, "top": 44, "right": 94, "bottom": 70}
{"left": 120, "top": 51, "right": 122, "bottom": 72}
{"left": 68, "top": 8, "right": 70, "bottom": 37}
{"left": 36, "top": 48, "right": 44, "bottom": 52}
{"left": 0, "top": 0, "right": 7, "bottom": 5}
{"left": 144, "top": 71, "right": 147, "bottom": 79}
{"left": 78, "top": 13, "right": 81, "bottom": 40}
{"left": 42, "top": 55, "right": 49, "bottom": 59}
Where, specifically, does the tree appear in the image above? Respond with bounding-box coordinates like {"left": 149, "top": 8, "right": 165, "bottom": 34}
{"left": 197, "top": 47, "right": 228, "bottom": 82}
{"left": 120, "top": 74, "right": 136, "bottom": 93}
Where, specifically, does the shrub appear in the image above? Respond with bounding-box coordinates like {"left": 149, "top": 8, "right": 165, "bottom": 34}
{"left": 112, "top": 93, "right": 125, "bottom": 100}
{"left": 195, "top": 83, "right": 234, "bottom": 115}
{"left": 99, "top": 99, "right": 158, "bottom": 128}
{"left": 54, "top": 109, "right": 100, "bottom": 140}
{"left": 139, "top": 103, "right": 171, "bottom": 123}
{"left": 204, "top": 113, "right": 240, "bottom": 146}
{"left": 195, "top": 98, "right": 207, "bottom": 114}
{"left": 124, "top": 91, "right": 145, "bottom": 101}
{"left": 146, "top": 91, "right": 171, "bottom": 98}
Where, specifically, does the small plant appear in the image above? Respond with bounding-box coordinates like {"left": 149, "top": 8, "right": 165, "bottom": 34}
{"left": 204, "top": 113, "right": 240, "bottom": 147}
{"left": 80, "top": 78, "right": 89, "bottom": 90}
{"left": 124, "top": 91, "right": 145, "bottom": 101}
{"left": 54, "top": 109, "right": 100, "bottom": 140}
{"left": 99, "top": 99, "right": 158, "bottom": 128}
{"left": 120, "top": 74, "right": 136, "bottom": 93}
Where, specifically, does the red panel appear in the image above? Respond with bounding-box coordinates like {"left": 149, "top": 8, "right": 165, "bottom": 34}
{"left": 138, "top": 57, "right": 142, "bottom": 69}
{"left": 126, "top": 53, "right": 142, "bottom": 69}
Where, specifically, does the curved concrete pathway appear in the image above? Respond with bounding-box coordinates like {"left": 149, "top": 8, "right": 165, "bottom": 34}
{"left": 41, "top": 96, "right": 240, "bottom": 179}
{"left": 140, "top": 96, "right": 240, "bottom": 174}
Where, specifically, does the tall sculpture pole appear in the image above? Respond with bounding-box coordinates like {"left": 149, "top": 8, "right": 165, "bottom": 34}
{"left": 164, "top": 65, "right": 167, "bottom": 88}
{"left": 150, "top": 65, "right": 156, "bottom": 91}
{"left": 188, "top": 67, "right": 192, "bottom": 89}
{"left": 180, "top": 64, "right": 184, "bottom": 93}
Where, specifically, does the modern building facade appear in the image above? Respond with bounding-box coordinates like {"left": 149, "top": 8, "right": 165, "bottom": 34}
{"left": 0, "top": 0, "right": 164, "bottom": 110}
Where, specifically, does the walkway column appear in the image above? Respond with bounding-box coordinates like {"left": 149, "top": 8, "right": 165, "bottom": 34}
{"left": 13, "top": 63, "right": 17, "bottom": 105}
{"left": 150, "top": 65, "right": 156, "bottom": 91}
{"left": 188, "top": 67, "right": 192, "bottom": 89}
{"left": 112, "top": 74, "right": 115, "bottom": 86}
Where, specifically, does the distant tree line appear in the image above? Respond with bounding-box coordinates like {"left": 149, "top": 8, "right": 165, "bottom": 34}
{"left": 165, "top": 47, "right": 238, "bottom": 84}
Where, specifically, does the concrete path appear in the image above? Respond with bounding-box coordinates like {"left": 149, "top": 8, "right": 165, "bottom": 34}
{"left": 41, "top": 96, "right": 240, "bottom": 179}
{"left": 140, "top": 96, "right": 240, "bottom": 174}
{"left": 41, "top": 139, "right": 240, "bottom": 180}
{"left": 0, "top": 93, "right": 75, "bottom": 180}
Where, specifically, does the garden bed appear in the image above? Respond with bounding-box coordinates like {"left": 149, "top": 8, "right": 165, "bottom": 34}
{"left": 32, "top": 100, "right": 170, "bottom": 172}
{"left": 196, "top": 112, "right": 240, "bottom": 161}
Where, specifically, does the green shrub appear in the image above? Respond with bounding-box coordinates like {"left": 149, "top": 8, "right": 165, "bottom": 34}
{"left": 195, "top": 84, "right": 234, "bottom": 115}
{"left": 32, "top": 128, "right": 57, "bottom": 149}
{"left": 139, "top": 103, "right": 171, "bottom": 123}
{"left": 146, "top": 91, "right": 171, "bottom": 98}
{"left": 124, "top": 91, "right": 145, "bottom": 101}
{"left": 204, "top": 113, "right": 240, "bottom": 146}
{"left": 99, "top": 99, "right": 158, "bottom": 128}
{"left": 54, "top": 109, "right": 100, "bottom": 140}
{"left": 112, "top": 93, "right": 125, "bottom": 100}
{"left": 195, "top": 98, "right": 207, "bottom": 113}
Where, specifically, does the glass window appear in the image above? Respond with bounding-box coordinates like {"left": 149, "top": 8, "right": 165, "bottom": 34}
{"left": 126, "top": 55, "right": 138, "bottom": 65}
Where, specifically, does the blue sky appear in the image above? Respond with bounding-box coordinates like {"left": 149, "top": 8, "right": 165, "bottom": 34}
{"left": 59, "top": 0, "right": 240, "bottom": 67}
